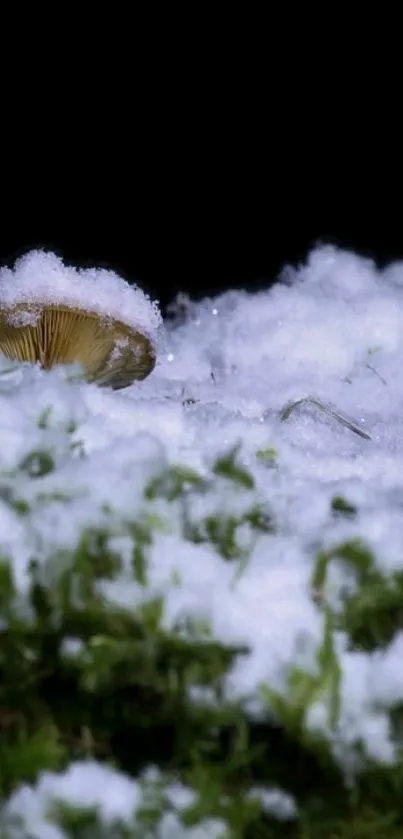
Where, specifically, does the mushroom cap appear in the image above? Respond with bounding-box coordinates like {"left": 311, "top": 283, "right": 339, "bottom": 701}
{"left": 0, "top": 303, "right": 156, "bottom": 389}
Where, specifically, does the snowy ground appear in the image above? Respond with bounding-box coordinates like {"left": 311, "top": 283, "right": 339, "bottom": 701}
{"left": 2, "top": 246, "right": 403, "bottom": 834}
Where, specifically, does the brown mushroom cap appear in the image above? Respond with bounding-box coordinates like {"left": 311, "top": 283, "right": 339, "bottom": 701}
{"left": 0, "top": 303, "right": 156, "bottom": 390}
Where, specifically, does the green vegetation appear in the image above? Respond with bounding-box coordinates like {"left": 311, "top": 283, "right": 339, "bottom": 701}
{"left": 1, "top": 416, "right": 403, "bottom": 836}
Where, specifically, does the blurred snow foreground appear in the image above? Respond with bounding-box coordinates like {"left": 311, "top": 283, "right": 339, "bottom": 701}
{"left": 1, "top": 247, "right": 403, "bottom": 835}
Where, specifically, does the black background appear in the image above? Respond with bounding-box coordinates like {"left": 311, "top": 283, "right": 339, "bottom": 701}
{"left": 2, "top": 5, "right": 398, "bottom": 317}
{"left": 1, "top": 213, "right": 399, "bottom": 318}
{"left": 0, "top": 152, "right": 399, "bottom": 317}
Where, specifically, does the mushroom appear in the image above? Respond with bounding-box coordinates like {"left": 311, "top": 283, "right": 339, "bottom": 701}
{"left": 0, "top": 252, "right": 161, "bottom": 390}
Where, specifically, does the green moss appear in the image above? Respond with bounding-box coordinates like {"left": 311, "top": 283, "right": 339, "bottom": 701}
{"left": 1, "top": 441, "right": 403, "bottom": 837}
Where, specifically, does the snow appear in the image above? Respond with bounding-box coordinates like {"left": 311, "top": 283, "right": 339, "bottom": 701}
{"left": 0, "top": 249, "right": 162, "bottom": 344}
{"left": 2, "top": 244, "right": 403, "bottom": 831}
{"left": 2, "top": 762, "right": 227, "bottom": 838}
{"left": 247, "top": 786, "right": 298, "bottom": 819}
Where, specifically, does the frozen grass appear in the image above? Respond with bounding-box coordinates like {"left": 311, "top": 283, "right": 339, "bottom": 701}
{"left": 1, "top": 246, "right": 403, "bottom": 836}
